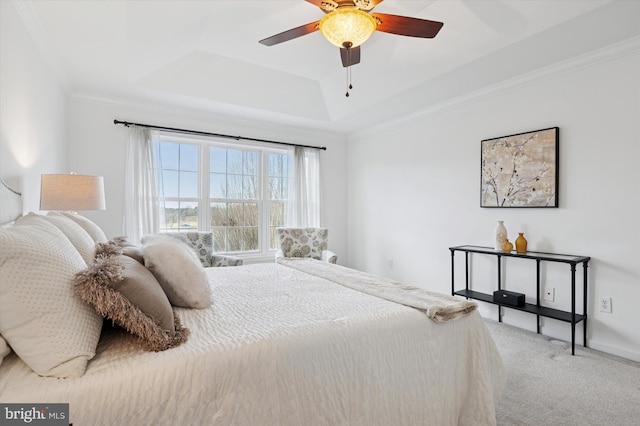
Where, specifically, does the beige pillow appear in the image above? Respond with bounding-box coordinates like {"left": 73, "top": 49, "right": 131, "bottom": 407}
{"left": 37, "top": 212, "right": 96, "bottom": 265}
{"left": 0, "top": 214, "right": 102, "bottom": 377}
{"left": 74, "top": 255, "right": 189, "bottom": 351}
{"left": 141, "top": 235, "right": 211, "bottom": 309}
{"left": 0, "top": 335, "right": 10, "bottom": 367}
{"left": 48, "top": 211, "right": 108, "bottom": 243}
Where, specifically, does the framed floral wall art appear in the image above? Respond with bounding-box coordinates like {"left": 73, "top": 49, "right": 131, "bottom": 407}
{"left": 481, "top": 127, "right": 559, "bottom": 208}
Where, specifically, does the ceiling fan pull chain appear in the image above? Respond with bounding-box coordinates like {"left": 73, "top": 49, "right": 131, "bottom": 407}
{"left": 345, "top": 66, "right": 350, "bottom": 97}
{"left": 345, "top": 47, "right": 353, "bottom": 98}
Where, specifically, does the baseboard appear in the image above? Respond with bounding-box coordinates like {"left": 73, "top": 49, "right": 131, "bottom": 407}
{"left": 587, "top": 340, "right": 640, "bottom": 363}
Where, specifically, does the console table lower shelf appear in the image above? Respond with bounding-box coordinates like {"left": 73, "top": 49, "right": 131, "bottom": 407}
{"left": 453, "top": 289, "right": 586, "bottom": 323}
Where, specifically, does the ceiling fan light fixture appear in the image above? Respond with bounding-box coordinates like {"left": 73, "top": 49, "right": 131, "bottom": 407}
{"left": 319, "top": 7, "right": 377, "bottom": 48}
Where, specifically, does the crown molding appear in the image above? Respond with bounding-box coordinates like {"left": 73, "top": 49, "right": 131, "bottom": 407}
{"left": 352, "top": 36, "right": 640, "bottom": 139}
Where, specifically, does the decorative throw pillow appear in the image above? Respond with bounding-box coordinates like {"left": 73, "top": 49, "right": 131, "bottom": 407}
{"left": 37, "top": 212, "right": 96, "bottom": 265}
{"left": 74, "top": 254, "right": 189, "bottom": 351}
{"left": 0, "top": 214, "right": 102, "bottom": 377}
{"left": 48, "top": 211, "right": 108, "bottom": 243}
{"left": 96, "top": 237, "right": 144, "bottom": 264}
{"left": 141, "top": 235, "right": 211, "bottom": 309}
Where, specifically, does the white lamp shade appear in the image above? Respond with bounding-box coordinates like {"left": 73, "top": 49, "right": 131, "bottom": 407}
{"left": 40, "top": 174, "right": 106, "bottom": 211}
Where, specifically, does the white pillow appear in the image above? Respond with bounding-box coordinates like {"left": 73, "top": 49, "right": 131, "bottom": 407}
{"left": 0, "top": 214, "right": 102, "bottom": 377}
{"left": 141, "top": 235, "right": 211, "bottom": 309}
{"left": 48, "top": 211, "right": 108, "bottom": 243}
{"left": 0, "top": 335, "right": 10, "bottom": 367}
{"left": 36, "top": 212, "right": 96, "bottom": 265}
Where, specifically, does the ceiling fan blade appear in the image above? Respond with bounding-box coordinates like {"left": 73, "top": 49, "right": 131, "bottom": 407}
{"left": 371, "top": 13, "right": 443, "bottom": 38}
{"left": 259, "top": 21, "right": 320, "bottom": 46}
{"left": 340, "top": 46, "right": 361, "bottom": 67}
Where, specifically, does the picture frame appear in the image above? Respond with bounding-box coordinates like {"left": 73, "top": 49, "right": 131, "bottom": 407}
{"left": 481, "top": 127, "right": 559, "bottom": 208}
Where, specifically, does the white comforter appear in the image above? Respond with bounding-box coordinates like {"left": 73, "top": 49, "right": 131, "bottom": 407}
{"left": 0, "top": 262, "right": 505, "bottom": 426}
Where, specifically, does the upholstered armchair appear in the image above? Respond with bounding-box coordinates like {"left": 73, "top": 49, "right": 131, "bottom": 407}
{"left": 163, "top": 232, "right": 243, "bottom": 267}
{"left": 275, "top": 228, "right": 337, "bottom": 264}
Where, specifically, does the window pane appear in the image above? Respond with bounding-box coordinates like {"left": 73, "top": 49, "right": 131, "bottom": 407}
{"left": 210, "top": 147, "right": 226, "bottom": 173}
{"left": 269, "top": 202, "right": 285, "bottom": 227}
{"left": 268, "top": 153, "right": 279, "bottom": 177}
{"left": 178, "top": 202, "right": 198, "bottom": 230}
{"left": 269, "top": 227, "right": 278, "bottom": 250}
{"left": 244, "top": 151, "right": 259, "bottom": 175}
{"left": 228, "top": 203, "right": 243, "bottom": 227}
{"left": 246, "top": 203, "right": 258, "bottom": 227}
{"left": 160, "top": 170, "right": 179, "bottom": 197}
{"left": 269, "top": 177, "right": 285, "bottom": 200}
{"left": 228, "top": 175, "right": 242, "bottom": 199}
{"left": 179, "top": 171, "right": 198, "bottom": 198}
{"left": 243, "top": 176, "right": 258, "bottom": 199}
{"left": 159, "top": 143, "right": 179, "bottom": 170}
{"left": 268, "top": 153, "right": 289, "bottom": 177}
{"left": 159, "top": 201, "right": 198, "bottom": 231}
{"left": 227, "top": 149, "right": 242, "bottom": 174}
{"left": 159, "top": 200, "right": 179, "bottom": 231}
{"left": 180, "top": 144, "right": 199, "bottom": 171}
{"left": 228, "top": 228, "right": 242, "bottom": 252}
{"left": 210, "top": 173, "right": 226, "bottom": 198}
{"left": 212, "top": 228, "right": 227, "bottom": 252}
{"left": 244, "top": 228, "right": 259, "bottom": 251}
{"left": 210, "top": 202, "right": 227, "bottom": 227}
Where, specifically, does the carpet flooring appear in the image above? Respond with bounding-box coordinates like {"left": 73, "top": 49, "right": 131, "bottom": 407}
{"left": 484, "top": 319, "right": 640, "bottom": 426}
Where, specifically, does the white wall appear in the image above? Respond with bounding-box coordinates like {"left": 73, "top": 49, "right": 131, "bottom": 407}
{"left": 347, "top": 45, "right": 640, "bottom": 361}
{"left": 65, "top": 95, "right": 349, "bottom": 263}
{"left": 0, "top": 1, "right": 67, "bottom": 211}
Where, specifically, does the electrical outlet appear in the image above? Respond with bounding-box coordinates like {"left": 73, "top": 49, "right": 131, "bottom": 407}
{"left": 544, "top": 287, "right": 555, "bottom": 302}
{"left": 387, "top": 259, "right": 394, "bottom": 269}
{"left": 600, "top": 297, "right": 612, "bottom": 313}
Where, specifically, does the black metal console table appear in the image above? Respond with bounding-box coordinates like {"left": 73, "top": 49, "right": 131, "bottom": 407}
{"left": 449, "top": 245, "right": 590, "bottom": 355}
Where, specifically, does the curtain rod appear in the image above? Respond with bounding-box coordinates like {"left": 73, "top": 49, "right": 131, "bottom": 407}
{"left": 113, "top": 120, "right": 327, "bottom": 151}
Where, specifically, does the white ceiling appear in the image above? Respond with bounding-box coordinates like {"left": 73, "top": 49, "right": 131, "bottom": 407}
{"left": 17, "top": 0, "right": 640, "bottom": 134}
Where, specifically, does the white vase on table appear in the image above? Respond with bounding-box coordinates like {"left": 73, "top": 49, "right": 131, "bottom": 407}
{"left": 494, "top": 220, "right": 508, "bottom": 250}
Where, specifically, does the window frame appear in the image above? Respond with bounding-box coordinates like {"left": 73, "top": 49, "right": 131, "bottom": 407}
{"left": 153, "top": 132, "right": 291, "bottom": 260}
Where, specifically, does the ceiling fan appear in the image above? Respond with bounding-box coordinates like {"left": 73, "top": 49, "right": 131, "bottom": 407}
{"left": 259, "top": 0, "right": 444, "bottom": 69}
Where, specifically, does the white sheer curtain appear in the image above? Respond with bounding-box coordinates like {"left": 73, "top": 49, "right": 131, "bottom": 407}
{"left": 287, "top": 146, "right": 322, "bottom": 227}
{"left": 123, "top": 127, "right": 159, "bottom": 242}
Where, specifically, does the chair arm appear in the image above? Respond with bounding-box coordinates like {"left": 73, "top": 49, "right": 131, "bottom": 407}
{"left": 210, "top": 254, "right": 244, "bottom": 267}
{"left": 322, "top": 250, "right": 338, "bottom": 264}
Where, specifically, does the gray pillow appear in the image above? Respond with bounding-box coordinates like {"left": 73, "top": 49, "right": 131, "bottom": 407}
{"left": 74, "top": 254, "right": 189, "bottom": 351}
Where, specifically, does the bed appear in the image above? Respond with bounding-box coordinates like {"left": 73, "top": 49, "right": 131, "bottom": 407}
{"left": 0, "top": 180, "right": 505, "bottom": 425}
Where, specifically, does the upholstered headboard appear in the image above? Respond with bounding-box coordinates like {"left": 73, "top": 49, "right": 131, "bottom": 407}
{"left": 0, "top": 178, "right": 22, "bottom": 225}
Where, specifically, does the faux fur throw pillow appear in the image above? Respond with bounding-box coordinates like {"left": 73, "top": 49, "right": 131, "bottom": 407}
{"left": 97, "top": 237, "right": 144, "bottom": 264}
{"left": 141, "top": 235, "right": 212, "bottom": 309}
{"left": 74, "top": 254, "right": 189, "bottom": 351}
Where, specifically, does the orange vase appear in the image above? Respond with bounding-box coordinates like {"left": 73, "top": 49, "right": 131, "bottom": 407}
{"left": 515, "top": 233, "right": 528, "bottom": 254}
{"left": 501, "top": 239, "right": 513, "bottom": 253}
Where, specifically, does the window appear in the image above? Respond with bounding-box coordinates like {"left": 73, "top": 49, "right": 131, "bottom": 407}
{"left": 152, "top": 135, "right": 290, "bottom": 257}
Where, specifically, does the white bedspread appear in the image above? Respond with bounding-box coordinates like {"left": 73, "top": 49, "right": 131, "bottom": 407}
{"left": 0, "top": 263, "right": 505, "bottom": 426}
